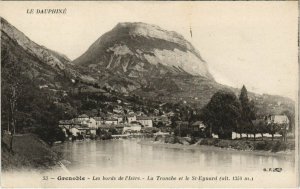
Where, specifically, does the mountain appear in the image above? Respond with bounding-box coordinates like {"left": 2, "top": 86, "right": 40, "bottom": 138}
{"left": 1, "top": 18, "right": 69, "bottom": 70}
{"left": 72, "top": 22, "right": 294, "bottom": 113}
{"left": 1, "top": 17, "right": 96, "bottom": 90}
{"left": 73, "top": 22, "right": 213, "bottom": 79}
{"left": 72, "top": 22, "right": 229, "bottom": 107}
{"left": 1, "top": 18, "right": 294, "bottom": 115}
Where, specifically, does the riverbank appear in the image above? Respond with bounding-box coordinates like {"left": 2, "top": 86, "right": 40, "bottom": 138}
{"left": 1, "top": 134, "right": 62, "bottom": 172}
{"left": 141, "top": 135, "right": 295, "bottom": 156}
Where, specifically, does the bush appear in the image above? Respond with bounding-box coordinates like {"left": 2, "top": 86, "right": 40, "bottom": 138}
{"left": 90, "top": 134, "right": 97, "bottom": 140}
{"left": 241, "top": 141, "right": 254, "bottom": 151}
{"left": 253, "top": 141, "right": 268, "bottom": 150}
{"left": 198, "top": 138, "right": 220, "bottom": 146}
{"left": 35, "top": 126, "right": 65, "bottom": 146}
{"left": 154, "top": 135, "right": 164, "bottom": 142}
{"left": 271, "top": 141, "right": 288, "bottom": 152}
{"left": 165, "top": 136, "right": 180, "bottom": 144}
{"left": 174, "top": 128, "right": 189, "bottom": 137}
{"left": 217, "top": 140, "right": 231, "bottom": 148}
{"left": 195, "top": 137, "right": 294, "bottom": 152}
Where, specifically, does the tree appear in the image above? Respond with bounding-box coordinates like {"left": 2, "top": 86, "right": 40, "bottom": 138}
{"left": 171, "top": 113, "right": 181, "bottom": 130}
{"left": 267, "top": 123, "right": 281, "bottom": 141}
{"left": 278, "top": 123, "right": 288, "bottom": 142}
{"left": 281, "top": 110, "right": 294, "bottom": 134}
{"left": 2, "top": 59, "right": 71, "bottom": 147}
{"left": 253, "top": 120, "right": 268, "bottom": 140}
{"left": 238, "top": 85, "right": 256, "bottom": 140}
{"left": 1, "top": 59, "right": 26, "bottom": 151}
{"left": 202, "top": 90, "right": 241, "bottom": 139}
{"left": 155, "top": 121, "right": 165, "bottom": 128}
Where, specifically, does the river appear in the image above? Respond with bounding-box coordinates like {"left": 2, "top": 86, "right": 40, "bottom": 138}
{"left": 56, "top": 138, "right": 295, "bottom": 175}
{"left": 3, "top": 138, "right": 296, "bottom": 188}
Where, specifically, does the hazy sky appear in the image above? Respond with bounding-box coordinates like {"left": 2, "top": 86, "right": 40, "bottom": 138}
{"left": 1, "top": 1, "right": 298, "bottom": 100}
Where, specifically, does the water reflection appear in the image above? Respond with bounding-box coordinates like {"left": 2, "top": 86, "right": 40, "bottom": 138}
{"left": 56, "top": 139, "right": 294, "bottom": 174}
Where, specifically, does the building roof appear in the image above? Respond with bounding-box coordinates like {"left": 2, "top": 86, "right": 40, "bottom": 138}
{"left": 77, "top": 127, "right": 90, "bottom": 130}
{"left": 72, "top": 120, "right": 82, "bottom": 125}
{"left": 73, "top": 125, "right": 89, "bottom": 130}
{"left": 192, "top": 121, "right": 204, "bottom": 126}
{"left": 78, "top": 114, "right": 89, "bottom": 118}
{"left": 98, "top": 125, "right": 112, "bottom": 129}
{"left": 175, "top": 121, "right": 189, "bottom": 125}
{"left": 94, "top": 117, "right": 103, "bottom": 121}
{"left": 59, "top": 119, "right": 82, "bottom": 125}
{"left": 137, "top": 116, "right": 152, "bottom": 120}
{"left": 127, "top": 112, "right": 137, "bottom": 116}
{"left": 105, "top": 118, "right": 118, "bottom": 121}
{"left": 98, "top": 124, "right": 121, "bottom": 129}
{"left": 59, "top": 120, "right": 71, "bottom": 124}
{"left": 272, "top": 115, "right": 289, "bottom": 124}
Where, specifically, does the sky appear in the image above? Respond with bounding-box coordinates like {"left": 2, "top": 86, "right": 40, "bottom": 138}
{"left": 1, "top": 1, "right": 298, "bottom": 100}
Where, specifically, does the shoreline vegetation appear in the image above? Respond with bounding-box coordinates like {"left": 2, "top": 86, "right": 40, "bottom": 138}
{"left": 140, "top": 135, "right": 295, "bottom": 155}
{"left": 1, "top": 134, "right": 62, "bottom": 172}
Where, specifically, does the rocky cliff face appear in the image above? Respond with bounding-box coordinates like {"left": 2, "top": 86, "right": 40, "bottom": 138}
{"left": 73, "top": 22, "right": 213, "bottom": 80}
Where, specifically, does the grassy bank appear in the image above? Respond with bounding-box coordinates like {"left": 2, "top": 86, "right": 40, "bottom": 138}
{"left": 195, "top": 138, "right": 295, "bottom": 152}
{"left": 1, "top": 134, "right": 62, "bottom": 172}
{"left": 154, "top": 135, "right": 295, "bottom": 153}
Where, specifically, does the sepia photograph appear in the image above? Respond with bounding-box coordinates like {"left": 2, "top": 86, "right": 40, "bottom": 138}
{"left": 0, "top": 1, "right": 298, "bottom": 188}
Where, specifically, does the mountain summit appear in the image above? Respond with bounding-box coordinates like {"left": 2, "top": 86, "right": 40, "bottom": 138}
{"left": 73, "top": 22, "right": 213, "bottom": 80}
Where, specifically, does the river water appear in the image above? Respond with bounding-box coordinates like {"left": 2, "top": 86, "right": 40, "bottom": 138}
{"left": 56, "top": 139, "right": 295, "bottom": 175}
{"left": 2, "top": 138, "right": 296, "bottom": 188}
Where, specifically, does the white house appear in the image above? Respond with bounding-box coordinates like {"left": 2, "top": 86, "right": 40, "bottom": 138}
{"left": 266, "top": 115, "right": 289, "bottom": 130}
{"left": 137, "top": 116, "right": 153, "bottom": 127}
{"left": 123, "top": 124, "right": 142, "bottom": 133}
{"left": 127, "top": 115, "right": 137, "bottom": 123}
{"left": 104, "top": 118, "right": 118, "bottom": 125}
{"left": 70, "top": 127, "right": 80, "bottom": 136}
{"left": 77, "top": 114, "right": 89, "bottom": 122}
{"left": 87, "top": 118, "right": 97, "bottom": 129}
{"left": 191, "top": 121, "right": 207, "bottom": 132}
{"left": 94, "top": 117, "right": 102, "bottom": 127}
{"left": 90, "top": 129, "right": 97, "bottom": 135}
{"left": 115, "top": 116, "right": 123, "bottom": 124}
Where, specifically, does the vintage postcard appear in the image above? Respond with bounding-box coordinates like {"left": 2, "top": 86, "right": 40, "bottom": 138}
{"left": 0, "top": 1, "right": 298, "bottom": 188}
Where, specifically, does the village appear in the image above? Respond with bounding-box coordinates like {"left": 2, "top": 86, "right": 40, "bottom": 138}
{"left": 58, "top": 109, "right": 291, "bottom": 142}
{"left": 59, "top": 112, "right": 170, "bottom": 141}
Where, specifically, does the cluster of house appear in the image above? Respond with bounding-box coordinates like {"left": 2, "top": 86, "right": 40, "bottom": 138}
{"left": 59, "top": 112, "right": 290, "bottom": 139}
{"left": 174, "top": 114, "right": 290, "bottom": 138}
{"left": 250, "top": 115, "right": 290, "bottom": 131}
{"left": 264, "top": 115, "right": 290, "bottom": 126}
{"left": 59, "top": 113, "right": 154, "bottom": 138}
